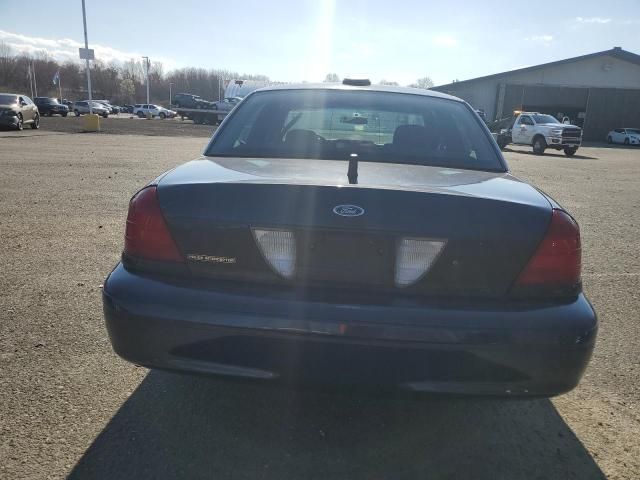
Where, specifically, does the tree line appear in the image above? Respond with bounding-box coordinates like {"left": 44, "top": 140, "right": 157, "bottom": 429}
{"left": 0, "top": 41, "right": 434, "bottom": 106}
{"left": 0, "top": 41, "right": 269, "bottom": 105}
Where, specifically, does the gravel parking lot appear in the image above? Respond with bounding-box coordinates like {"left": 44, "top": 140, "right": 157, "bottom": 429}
{"left": 2, "top": 114, "right": 215, "bottom": 137}
{"left": 1, "top": 120, "right": 639, "bottom": 479}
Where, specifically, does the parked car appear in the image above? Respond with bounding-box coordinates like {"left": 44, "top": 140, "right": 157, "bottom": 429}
{"left": 34, "top": 97, "right": 69, "bottom": 117}
{"left": 0, "top": 93, "right": 40, "bottom": 130}
{"left": 61, "top": 99, "right": 74, "bottom": 109}
{"left": 607, "top": 128, "right": 640, "bottom": 146}
{"left": 172, "top": 92, "right": 214, "bottom": 109}
{"left": 94, "top": 100, "right": 120, "bottom": 114}
{"left": 212, "top": 96, "right": 243, "bottom": 112}
{"left": 73, "top": 101, "right": 109, "bottom": 118}
{"left": 103, "top": 80, "right": 597, "bottom": 397}
{"left": 133, "top": 104, "right": 176, "bottom": 119}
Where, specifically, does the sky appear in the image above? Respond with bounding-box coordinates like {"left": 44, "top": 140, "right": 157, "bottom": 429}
{"left": 1, "top": 0, "right": 639, "bottom": 86}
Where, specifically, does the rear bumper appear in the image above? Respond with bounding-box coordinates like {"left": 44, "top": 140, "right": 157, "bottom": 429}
{"left": 103, "top": 264, "right": 597, "bottom": 397}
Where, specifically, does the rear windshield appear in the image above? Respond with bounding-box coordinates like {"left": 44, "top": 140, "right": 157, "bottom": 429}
{"left": 206, "top": 89, "right": 504, "bottom": 172}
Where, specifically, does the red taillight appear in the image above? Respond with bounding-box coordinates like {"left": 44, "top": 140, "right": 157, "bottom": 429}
{"left": 124, "top": 186, "right": 184, "bottom": 263}
{"left": 515, "top": 209, "right": 581, "bottom": 288}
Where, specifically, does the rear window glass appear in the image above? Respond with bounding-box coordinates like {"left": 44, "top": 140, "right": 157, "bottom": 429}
{"left": 206, "top": 89, "right": 503, "bottom": 172}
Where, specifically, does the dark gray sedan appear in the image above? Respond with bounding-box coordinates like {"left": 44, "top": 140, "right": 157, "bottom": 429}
{"left": 103, "top": 80, "right": 596, "bottom": 397}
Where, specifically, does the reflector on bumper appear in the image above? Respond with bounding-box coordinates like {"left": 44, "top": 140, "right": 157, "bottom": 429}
{"left": 395, "top": 238, "right": 445, "bottom": 287}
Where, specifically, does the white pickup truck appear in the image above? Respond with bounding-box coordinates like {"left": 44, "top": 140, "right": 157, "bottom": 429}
{"left": 497, "top": 112, "right": 582, "bottom": 157}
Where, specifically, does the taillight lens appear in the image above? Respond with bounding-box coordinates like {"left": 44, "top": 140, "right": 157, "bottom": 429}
{"left": 395, "top": 237, "right": 445, "bottom": 287}
{"left": 514, "top": 209, "right": 581, "bottom": 289}
{"left": 124, "top": 186, "right": 184, "bottom": 262}
{"left": 252, "top": 228, "right": 296, "bottom": 279}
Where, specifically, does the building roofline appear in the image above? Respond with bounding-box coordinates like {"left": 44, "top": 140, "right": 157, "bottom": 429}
{"left": 433, "top": 47, "right": 640, "bottom": 90}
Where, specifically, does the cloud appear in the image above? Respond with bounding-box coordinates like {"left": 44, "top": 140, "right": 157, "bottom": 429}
{"left": 0, "top": 30, "right": 178, "bottom": 69}
{"left": 432, "top": 34, "right": 457, "bottom": 48}
{"left": 527, "top": 34, "right": 554, "bottom": 46}
{"left": 575, "top": 17, "right": 611, "bottom": 24}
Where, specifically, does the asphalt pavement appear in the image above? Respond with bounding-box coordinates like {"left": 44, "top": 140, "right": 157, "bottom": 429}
{"left": 1, "top": 123, "right": 638, "bottom": 479}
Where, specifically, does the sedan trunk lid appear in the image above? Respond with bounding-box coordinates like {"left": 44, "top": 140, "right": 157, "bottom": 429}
{"left": 155, "top": 157, "right": 552, "bottom": 298}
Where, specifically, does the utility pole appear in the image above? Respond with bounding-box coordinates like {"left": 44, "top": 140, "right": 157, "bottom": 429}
{"left": 142, "top": 57, "right": 150, "bottom": 103}
{"left": 142, "top": 56, "right": 150, "bottom": 118}
{"left": 169, "top": 82, "right": 174, "bottom": 107}
{"left": 32, "top": 60, "right": 38, "bottom": 97}
{"left": 57, "top": 73, "right": 63, "bottom": 102}
{"left": 27, "top": 63, "right": 34, "bottom": 98}
{"left": 81, "top": 0, "right": 93, "bottom": 114}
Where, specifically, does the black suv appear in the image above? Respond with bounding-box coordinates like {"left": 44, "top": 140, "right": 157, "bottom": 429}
{"left": 172, "top": 92, "right": 214, "bottom": 109}
{"left": 34, "top": 97, "right": 69, "bottom": 117}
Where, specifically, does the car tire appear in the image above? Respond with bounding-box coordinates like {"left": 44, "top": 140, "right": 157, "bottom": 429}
{"left": 564, "top": 147, "right": 578, "bottom": 157}
{"left": 532, "top": 136, "right": 547, "bottom": 155}
{"left": 137, "top": 111, "right": 145, "bottom": 118}
{"left": 30, "top": 113, "right": 40, "bottom": 129}
{"left": 74, "top": 110, "right": 80, "bottom": 117}
{"left": 16, "top": 114, "right": 23, "bottom": 131}
{"left": 62, "top": 112, "right": 68, "bottom": 117}
{"left": 624, "top": 138, "right": 630, "bottom": 145}
{"left": 159, "top": 112, "right": 166, "bottom": 119}
{"left": 102, "top": 114, "right": 109, "bottom": 118}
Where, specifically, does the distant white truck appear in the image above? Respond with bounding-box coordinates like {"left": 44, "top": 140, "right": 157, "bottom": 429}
{"left": 496, "top": 111, "right": 582, "bottom": 157}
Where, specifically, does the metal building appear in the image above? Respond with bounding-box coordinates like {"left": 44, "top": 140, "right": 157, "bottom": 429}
{"left": 432, "top": 47, "right": 640, "bottom": 141}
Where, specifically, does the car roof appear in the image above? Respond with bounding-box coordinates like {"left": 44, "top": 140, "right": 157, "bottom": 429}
{"left": 250, "top": 82, "right": 464, "bottom": 102}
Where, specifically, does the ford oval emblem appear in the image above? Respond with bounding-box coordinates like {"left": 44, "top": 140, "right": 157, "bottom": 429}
{"left": 333, "top": 204, "right": 365, "bottom": 217}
